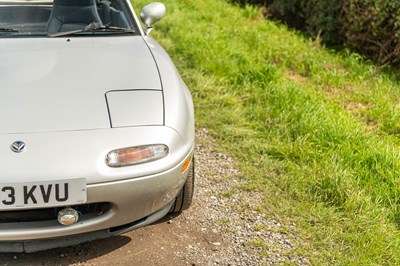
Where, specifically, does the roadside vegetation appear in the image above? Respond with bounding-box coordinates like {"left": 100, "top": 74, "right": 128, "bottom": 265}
{"left": 134, "top": 0, "right": 400, "bottom": 264}
{"left": 239, "top": 0, "right": 400, "bottom": 68}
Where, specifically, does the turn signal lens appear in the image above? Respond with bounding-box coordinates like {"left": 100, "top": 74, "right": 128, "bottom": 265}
{"left": 106, "top": 144, "right": 168, "bottom": 167}
{"left": 182, "top": 158, "right": 191, "bottom": 173}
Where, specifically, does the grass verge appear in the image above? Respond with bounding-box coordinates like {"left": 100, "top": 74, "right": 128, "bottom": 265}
{"left": 133, "top": 0, "right": 400, "bottom": 264}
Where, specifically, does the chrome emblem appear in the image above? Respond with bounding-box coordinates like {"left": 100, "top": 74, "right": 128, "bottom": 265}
{"left": 11, "top": 141, "right": 26, "bottom": 153}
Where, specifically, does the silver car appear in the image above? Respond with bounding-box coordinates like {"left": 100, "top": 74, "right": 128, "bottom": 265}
{"left": 0, "top": 0, "right": 195, "bottom": 252}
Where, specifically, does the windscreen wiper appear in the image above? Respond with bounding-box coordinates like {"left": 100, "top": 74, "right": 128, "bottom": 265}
{"left": 48, "top": 22, "right": 134, "bottom": 38}
{"left": 0, "top": 28, "right": 18, "bottom": 33}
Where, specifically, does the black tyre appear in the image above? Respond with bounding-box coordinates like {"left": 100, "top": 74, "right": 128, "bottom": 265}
{"left": 169, "top": 158, "right": 195, "bottom": 213}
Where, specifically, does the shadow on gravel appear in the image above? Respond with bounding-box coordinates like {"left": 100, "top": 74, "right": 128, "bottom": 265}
{"left": 0, "top": 235, "right": 131, "bottom": 266}
{"left": 0, "top": 214, "right": 184, "bottom": 265}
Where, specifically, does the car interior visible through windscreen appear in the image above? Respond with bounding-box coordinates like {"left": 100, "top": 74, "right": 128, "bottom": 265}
{"left": 0, "top": 0, "right": 138, "bottom": 37}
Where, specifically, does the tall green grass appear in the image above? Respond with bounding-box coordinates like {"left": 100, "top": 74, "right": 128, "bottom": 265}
{"left": 134, "top": 0, "right": 400, "bottom": 264}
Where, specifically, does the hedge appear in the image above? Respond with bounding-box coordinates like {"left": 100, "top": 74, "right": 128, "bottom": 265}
{"left": 267, "top": 0, "right": 342, "bottom": 45}
{"left": 342, "top": 0, "right": 400, "bottom": 66}
{"left": 232, "top": 0, "right": 400, "bottom": 67}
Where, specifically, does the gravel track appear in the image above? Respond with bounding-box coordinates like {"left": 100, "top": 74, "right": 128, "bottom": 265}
{"left": 0, "top": 128, "right": 306, "bottom": 265}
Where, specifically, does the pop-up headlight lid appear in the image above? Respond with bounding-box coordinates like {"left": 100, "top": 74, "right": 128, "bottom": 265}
{"left": 106, "top": 144, "right": 168, "bottom": 167}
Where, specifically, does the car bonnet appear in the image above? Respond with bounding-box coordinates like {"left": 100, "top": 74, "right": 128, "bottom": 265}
{"left": 0, "top": 36, "right": 162, "bottom": 134}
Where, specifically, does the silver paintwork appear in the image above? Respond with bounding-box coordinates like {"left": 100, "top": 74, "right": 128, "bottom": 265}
{"left": 106, "top": 90, "right": 164, "bottom": 127}
{"left": 0, "top": 37, "right": 161, "bottom": 134}
{"left": 0, "top": 146, "right": 194, "bottom": 240}
{"left": 0, "top": 201, "right": 173, "bottom": 253}
{"left": 140, "top": 2, "right": 166, "bottom": 28}
{"left": 145, "top": 36, "right": 195, "bottom": 146}
{"left": 0, "top": 1, "right": 195, "bottom": 251}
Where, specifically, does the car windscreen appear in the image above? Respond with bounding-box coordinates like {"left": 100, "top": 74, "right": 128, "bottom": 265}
{"left": 0, "top": 0, "right": 139, "bottom": 37}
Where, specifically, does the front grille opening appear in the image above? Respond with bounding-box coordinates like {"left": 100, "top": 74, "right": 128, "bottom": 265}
{"left": 0, "top": 202, "right": 111, "bottom": 223}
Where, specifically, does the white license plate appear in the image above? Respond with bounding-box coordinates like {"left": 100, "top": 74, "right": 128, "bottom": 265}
{"left": 0, "top": 178, "right": 87, "bottom": 209}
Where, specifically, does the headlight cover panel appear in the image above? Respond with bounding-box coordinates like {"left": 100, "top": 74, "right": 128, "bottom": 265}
{"left": 106, "top": 90, "right": 164, "bottom": 128}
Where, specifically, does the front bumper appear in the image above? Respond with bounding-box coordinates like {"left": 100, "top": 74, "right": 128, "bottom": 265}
{"left": 0, "top": 200, "right": 174, "bottom": 253}
{"left": 0, "top": 126, "right": 194, "bottom": 247}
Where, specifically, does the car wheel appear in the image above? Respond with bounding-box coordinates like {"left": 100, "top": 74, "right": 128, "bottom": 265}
{"left": 170, "top": 157, "right": 195, "bottom": 213}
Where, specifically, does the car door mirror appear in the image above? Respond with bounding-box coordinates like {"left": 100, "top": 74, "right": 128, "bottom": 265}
{"left": 140, "top": 2, "right": 166, "bottom": 34}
